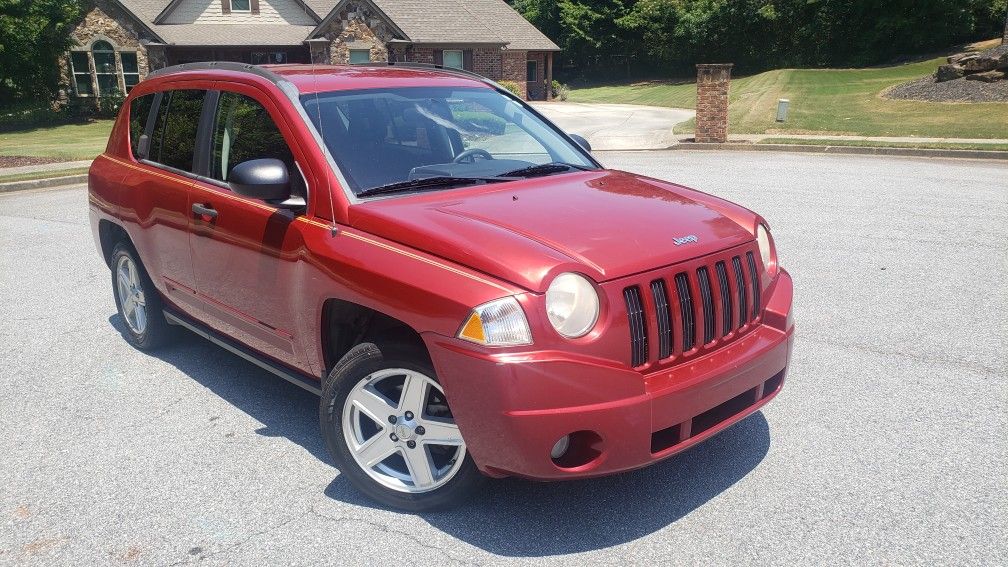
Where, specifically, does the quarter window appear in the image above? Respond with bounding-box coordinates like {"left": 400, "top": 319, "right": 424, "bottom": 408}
{"left": 210, "top": 92, "right": 296, "bottom": 185}
{"left": 129, "top": 93, "right": 156, "bottom": 158}
{"left": 148, "top": 90, "right": 206, "bottom": 172}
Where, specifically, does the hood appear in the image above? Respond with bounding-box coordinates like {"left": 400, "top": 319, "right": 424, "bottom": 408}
{"left": 349, "top": 170, "right": 757, "bottom": 292}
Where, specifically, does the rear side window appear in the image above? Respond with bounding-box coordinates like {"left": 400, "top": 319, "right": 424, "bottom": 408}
{"left": 148, "top": 89, "right": 205, "bottom": 172}
{"left": 209, "top": 92, "right": 295, "bottom": 182}
{"left": 128, "top": 94, "right": 155, "bottom": 158}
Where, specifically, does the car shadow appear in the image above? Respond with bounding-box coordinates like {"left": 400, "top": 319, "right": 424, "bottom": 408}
{"left": 325, "top": 411, "right": 770, "bottom": 556}
{"left": 111, "top": 314, "right": 771, "bottom": 556}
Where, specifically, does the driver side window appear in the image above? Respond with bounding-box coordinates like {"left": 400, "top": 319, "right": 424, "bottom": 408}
{"left": 210, "top": 92, "right": 304, "bottom": 196}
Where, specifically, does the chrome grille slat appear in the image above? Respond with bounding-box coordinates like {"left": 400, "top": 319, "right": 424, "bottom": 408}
{"left": 746, "top": 251, "right": 760, "bottom": 320}
{"left": 715, "top": 260, "right": 732, "bottom": 336}
{"left": 624, "top": 286, "right": 648, "bottom": 367}
{"left": 674, "top": 273, "right": 695, "bottom": 352}
{"left": 731, "top": 256, "right": 747, "bottom": 329}
{"left": 650, "top": 279, "right": 673, "bottom": 359}
{"left": 697, "top": 267, "right": 716, "bottom": 344}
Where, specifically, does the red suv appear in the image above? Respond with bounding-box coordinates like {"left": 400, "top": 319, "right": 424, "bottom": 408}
{"left": 89, "top": 62, "right": 794, "bottom": 511}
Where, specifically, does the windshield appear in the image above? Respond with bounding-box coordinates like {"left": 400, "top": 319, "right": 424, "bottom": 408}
{"left": 300, "top": 86, "right": 596, "bottom": 196}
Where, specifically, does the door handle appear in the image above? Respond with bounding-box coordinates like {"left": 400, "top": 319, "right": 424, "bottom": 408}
{"left": 192, "top": 203, "right": 218, "bottom": 219}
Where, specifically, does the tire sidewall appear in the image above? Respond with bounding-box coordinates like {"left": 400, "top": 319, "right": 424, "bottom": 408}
{"left": 110, "top": 242, "right": 166, "bottom": 351}
{"left": 320, "top": 343, "right": 483, "bottom": 512}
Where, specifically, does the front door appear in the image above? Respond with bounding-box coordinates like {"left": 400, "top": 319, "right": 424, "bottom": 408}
{"left": 187, "top": 84, "right": 313, "bottom": 369}
{"left": 526, "top": 60, "right": 542, "bottom": 100}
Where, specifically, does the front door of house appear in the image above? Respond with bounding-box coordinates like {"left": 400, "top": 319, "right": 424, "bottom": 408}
{"left": 526, "top": 60, "right": 543, "bottom": 100}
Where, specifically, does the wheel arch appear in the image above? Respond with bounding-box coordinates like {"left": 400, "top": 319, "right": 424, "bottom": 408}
{"left": 321, "top": 298, "right": 430, "bottom": 374}
{"left": 98, "top": 219, "right": 131, "bottom": 268}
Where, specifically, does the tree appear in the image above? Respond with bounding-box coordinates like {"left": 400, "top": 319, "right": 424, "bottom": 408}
{"left": 0, "top": 0, "right": 82, "bottom": 106}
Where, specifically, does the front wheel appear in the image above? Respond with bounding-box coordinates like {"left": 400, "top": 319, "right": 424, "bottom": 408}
{"left": 320, "top": 343, "right": 484, "bottom": 511}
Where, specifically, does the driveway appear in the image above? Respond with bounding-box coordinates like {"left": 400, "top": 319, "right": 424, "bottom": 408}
{"left": 1, "top": 152, "right": 1006, "bottom": 564}
{"left": 531, "top": 102, "right": 693, "bottom": 150}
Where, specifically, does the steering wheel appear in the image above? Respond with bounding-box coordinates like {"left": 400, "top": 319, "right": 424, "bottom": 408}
{"left": 453, "top": 148, "right": 494, "bottom": 164}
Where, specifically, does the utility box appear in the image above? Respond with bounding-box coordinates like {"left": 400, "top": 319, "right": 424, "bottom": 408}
{"left": 776, "top": 99, "right": 790, "bottom": 122}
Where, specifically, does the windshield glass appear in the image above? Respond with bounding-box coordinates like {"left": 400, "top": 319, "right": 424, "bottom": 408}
{"left": 300, "top": 86, "right": 596, "bottom": 196}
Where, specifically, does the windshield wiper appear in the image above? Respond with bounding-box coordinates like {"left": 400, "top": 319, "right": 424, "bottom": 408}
{"left": 500, "top": 162, "right": 593, "bottom": 178}
{"left": 357, "top": 176, "right": 508, "bottom": 198}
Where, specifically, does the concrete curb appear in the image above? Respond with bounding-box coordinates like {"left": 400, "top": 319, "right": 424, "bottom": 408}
{"left": 666, "top": 142, "right": 1008, "bottom": 161}
{"left": 0, "top": 174, "right": 88, "bottom": 194}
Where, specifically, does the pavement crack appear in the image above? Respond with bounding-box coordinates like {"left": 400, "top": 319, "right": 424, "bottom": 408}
{"left": 159, "top": 513, "right": 304, "bottom": 567}
{"left": 800, "top": 333, "right": 1001, "bottom": 375}
{"left": 308, "top": 507, "right": 479, "bottom": 566}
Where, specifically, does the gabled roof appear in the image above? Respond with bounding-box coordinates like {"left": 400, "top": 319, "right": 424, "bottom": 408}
{"left": 116, "top": 0, "right": 559, "bottom": 50}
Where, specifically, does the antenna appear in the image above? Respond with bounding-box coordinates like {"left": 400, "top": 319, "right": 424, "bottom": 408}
{"left": 302, "top": 1, "right": 338, "bottom": 237}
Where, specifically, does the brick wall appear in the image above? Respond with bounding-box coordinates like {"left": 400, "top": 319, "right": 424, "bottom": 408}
{"left": 472, "top": 47, "right": 502, "bottom": 79}
{"left": 695, "top": 63, "right": 733, "bottom": 143}
{"left": 501, "top": 50, "right": 528, "bottom": 98}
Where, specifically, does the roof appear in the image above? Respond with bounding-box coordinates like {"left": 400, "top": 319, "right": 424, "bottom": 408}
{"left": 116, "top": 0, "right": 558, "bottom": 50}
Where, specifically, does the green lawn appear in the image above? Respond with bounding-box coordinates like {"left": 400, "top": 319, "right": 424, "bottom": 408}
{"left": 0, "top": 120, "right": 113, "bottom": 161}
{"left": 569, "top": 49, "right": 1008, "bottom": 139}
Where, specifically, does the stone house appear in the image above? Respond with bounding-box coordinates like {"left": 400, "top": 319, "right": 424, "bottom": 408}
{"left": 62, "top": 0, "right": 560, "bottom": 101}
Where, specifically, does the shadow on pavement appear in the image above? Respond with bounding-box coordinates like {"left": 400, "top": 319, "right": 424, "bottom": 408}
{"left": 325, "top": 411, "right": 770, "bottom": 556}
{"left": 112, "top": 314, "right": 771, "bottom": 556}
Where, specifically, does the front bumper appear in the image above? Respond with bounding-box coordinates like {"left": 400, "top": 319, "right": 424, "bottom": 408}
{"left": 426, "top": 270, "right": 795, "bottom": 480}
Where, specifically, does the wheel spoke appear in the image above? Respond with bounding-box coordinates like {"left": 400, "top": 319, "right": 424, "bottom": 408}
{"left": 403, "top": 446, "right": 436, "bottom": 488}
{"left": 353, "top": 434, "right": 397, "bottom": 468}
{"left": 117, "top": 266, "right": 131, "bottom": 290}
{"left": 351, "top": 388, "right": 396, "bottom": 424}
{"left": 123, "top": 295, "right": 136, "bottom": 315}
{"left": 418, "top": 418, "right": 463, "bottom": 447}
{"left": 398, "top": 373, "right": 428, "bottom": 415}
{"left": 133, "top": 304, "right": 146, "bottom": 331}
{"left": 128, "top": 260, "right": 139, "bottom": 287}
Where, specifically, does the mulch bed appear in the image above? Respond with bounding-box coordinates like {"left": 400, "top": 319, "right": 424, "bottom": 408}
{"left": 0, "top": 155, "right": 65, "bottom": 168}
{"left": 885, "top": 76, "right": 1008, "bottom": 103}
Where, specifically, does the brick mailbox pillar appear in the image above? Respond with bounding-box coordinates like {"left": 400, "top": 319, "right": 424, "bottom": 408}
{"left": 695, "top": 63, "right": 733, "bottom": 143}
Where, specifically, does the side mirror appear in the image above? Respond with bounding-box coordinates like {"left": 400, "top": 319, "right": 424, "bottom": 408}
{"left": 569, "top": 133, "right": 592, "bottom": 153}
{"left": 228, "top": 158, "right": 291, "bottom": 202}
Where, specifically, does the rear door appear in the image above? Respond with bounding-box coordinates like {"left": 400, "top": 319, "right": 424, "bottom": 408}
{"left": 121, "top": 87, "right": 209, "bottom": 310}
{"left": 186, "top": 82, "right": 314, "bottom": 370}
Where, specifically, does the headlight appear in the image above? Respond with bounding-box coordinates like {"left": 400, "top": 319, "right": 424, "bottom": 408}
{"left": 546, "top": 273, "right": 599, "bottom": 338}
{"left": 756, "top": 223, "right": 777, "bottom": 277}
{"left": 457, "top": 296, "right": 532, "bottom": 346}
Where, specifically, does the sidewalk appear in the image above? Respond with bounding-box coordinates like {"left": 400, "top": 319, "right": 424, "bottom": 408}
{"left": 729, "top": 134, "right": 1008, "bottom": 145}
{"left": 0, "top": 159, "right": 93, "bottom": 177}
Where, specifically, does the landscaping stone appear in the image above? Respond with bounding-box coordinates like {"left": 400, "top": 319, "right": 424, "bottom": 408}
{"left": 886, "top": 75, "right": 1008, "bottom": 103}
{"left": 961, "top": 56, "right": 999, "bottom": 72}
{"left": 936, "top": 64, "right": 965, "bottom": 82}
{"left": 965, "top": 70, "right": 1005, "bottom": 83}
{"left": 947, "top": 52, "right": 968, "bottom": 64}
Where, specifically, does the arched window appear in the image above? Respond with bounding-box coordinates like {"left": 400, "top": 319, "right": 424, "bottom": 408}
{"left": 92, "top": 40, "right": 119, "bottom": 95}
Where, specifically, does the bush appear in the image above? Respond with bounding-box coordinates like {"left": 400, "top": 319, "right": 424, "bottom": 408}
{"left": 497, "top": 80, "right": 523, "bottom": 98}
{"left": 96, "top": 89, "right": 125, "bottom": 119}
{"left": 551, "top": 80, "right": 570, "bottom": 101}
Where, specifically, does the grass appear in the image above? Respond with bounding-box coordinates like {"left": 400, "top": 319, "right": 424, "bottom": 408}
{"left": 568, "top": 39, "right": 1008, "bottom": 139}
{"left": 758, "top": 138, "right": 1008, "bottom": 151}
{"left": 0, "top": 166, "right": 90, "bottom": 184}
{"left": 0, "top": 120, "right": 113, "bottom": 161}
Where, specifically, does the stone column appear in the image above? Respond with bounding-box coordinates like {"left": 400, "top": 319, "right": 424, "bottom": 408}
{"left": 695, "top": 63, "right": 733, "bottom": 143}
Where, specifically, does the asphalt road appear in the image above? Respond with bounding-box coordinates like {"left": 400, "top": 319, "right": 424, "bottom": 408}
{"left": 1, "top": 151, "right": 1006, "bottom": 565}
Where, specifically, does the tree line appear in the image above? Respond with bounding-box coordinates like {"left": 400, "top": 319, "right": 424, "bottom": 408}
{"left": 510, "top": 0, "right": 1008, "bottom": 78}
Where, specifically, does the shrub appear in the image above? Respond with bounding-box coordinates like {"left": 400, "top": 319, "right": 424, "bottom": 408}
{"left": 497, "top": 80, "right": 522, "bottom": 98}
{"left": 551, "top": 80, "right": 570, "bottom": 101}
{"left": 97, "top": 88, "right": 125, "bottom": 119}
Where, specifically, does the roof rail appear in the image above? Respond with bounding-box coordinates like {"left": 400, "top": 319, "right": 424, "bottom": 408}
{"left": 146, "top": 61, "right": 287, "bottom": 85}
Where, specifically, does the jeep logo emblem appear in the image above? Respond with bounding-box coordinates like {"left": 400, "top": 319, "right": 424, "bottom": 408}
{"left": 673, "top": 235, "right": 698, "bottom": 246}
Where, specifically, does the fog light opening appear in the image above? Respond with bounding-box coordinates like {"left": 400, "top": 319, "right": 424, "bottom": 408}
{"left": 551, "top": 430, "right": 603, "bottom": 469}
{"left": 550, "top": 435, "right": 571, "bottom": 459}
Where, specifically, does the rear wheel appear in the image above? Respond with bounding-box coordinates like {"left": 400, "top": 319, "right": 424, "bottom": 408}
{"left": 110, "top": 242, "right": 173, "bottom": 350}
{"left": 320, "top": 343, "right": 483, "bottom": 511}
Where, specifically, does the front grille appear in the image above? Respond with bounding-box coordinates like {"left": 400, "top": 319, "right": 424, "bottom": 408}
{"left": 622, "top": 245, "right": 763, "bottom": 368}
{"left": 624, "top": 286, "right": 648, "bottom": 368}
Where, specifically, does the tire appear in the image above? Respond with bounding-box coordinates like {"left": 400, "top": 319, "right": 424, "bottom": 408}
{"left": 110, "top": 241, "right": 174, "bottom": 351}
{"left": 320, "top": 342, "right": 484, "bottom": 512}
